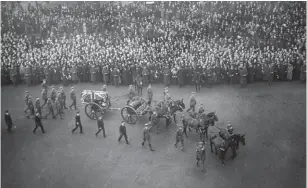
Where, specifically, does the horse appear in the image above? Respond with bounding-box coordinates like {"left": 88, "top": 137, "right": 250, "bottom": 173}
{"left": 209, "top": 133, "right": 246, "bottom": 165}
{"left": 156, "top": 99, "right": 185, "bottom": 123}
{"left": 148, "top": 105, "right": 172, "bottom": 134}
{"left": 183, "top": 112, "right": 218, "bottom": 140}
{"left": 196, "top": 144, "right": 206, "bottom": 171}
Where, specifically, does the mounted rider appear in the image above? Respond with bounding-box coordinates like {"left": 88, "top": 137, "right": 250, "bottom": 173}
{"left": 164, "top": 92, "right": 174, "bottom": 115}
{"left": 219, "top": 122, "right": 234, "bottom": 147}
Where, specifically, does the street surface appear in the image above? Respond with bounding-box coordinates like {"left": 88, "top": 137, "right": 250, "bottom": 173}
{"left": 1, "top": 82, "right": 306, "bottom": 188}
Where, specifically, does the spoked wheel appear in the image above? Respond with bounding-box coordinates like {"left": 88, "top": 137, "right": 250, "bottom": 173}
{"left": 156, "top": 100, "right": 164, "bottom": 108}
{"left": 121, "top": 106, "right": 138, "bottom": 124}
{"left": 85, "top": 102, "right": 103, "bottom": 120}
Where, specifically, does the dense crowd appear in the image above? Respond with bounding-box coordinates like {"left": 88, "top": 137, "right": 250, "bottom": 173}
{"left": 1, "top": 2, "right": 306, "bottom": 87}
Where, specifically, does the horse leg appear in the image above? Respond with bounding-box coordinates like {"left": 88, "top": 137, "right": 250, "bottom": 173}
{"left": 231, "top": 147, "right": 237, "bottom": 159}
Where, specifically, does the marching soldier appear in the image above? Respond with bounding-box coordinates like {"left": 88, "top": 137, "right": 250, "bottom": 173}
{"left": 60, "top": 87, "right": 68, "bottom": 109}
{"left": 147, "top": 84, "right": 153, "bottom": 106}
{"left": 45, "top": 98, "right": 56, "bottom": 119}
{"left": 149, "top": 111, "right": 160, "bottom": 134}
{"left": 55, "top": 96, "right": 63, "bottom": 119}
{"left": 50, "top": 86, "right": 56, "bottom": 102}
{"left": 95, "top": 116, "right": 106, "bottom": 138}
{"left": 174, "top": 125, "right": 185, "bottom": 151}
{"left": 187, "top": 92, "right": 196, "bottom": 113}
{"left": 25, "top": 96, "right": 35, "bottom": 119}
{"left": 72, "top": 110, "right": 83, "bottom": 134}
{"left": 69, "top": 86, "right": 77, "bottom": 110}
{"left": 41, "top": 88, "right": 48, "bottom": 108}
{"left": 35, "top": 97, "right": 42, "bottom": 118}
{"left": 163, "top": 65, "right": 170, "bottom": 87}
{"left": 4, "top": 110, "right": 14, "bottom": 133}
{"left": 142, "top": 123, "right": 155, "bottom": 151}
{"left": 118, "top": 121, "right": 130, "bottom": 144}
{"left": 33, "top": 112, "right": 46, "bottom": 134}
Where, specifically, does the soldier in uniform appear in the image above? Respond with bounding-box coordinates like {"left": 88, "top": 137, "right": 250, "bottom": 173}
{"left": 137, "top": 75, "right": 143, "bottom": 96}
{"left": 41, "top": 88, "right": 48, "bottom": 108}
{"left": 174, "top": 125, "right": 185, "bottom": 151}
{"left": 69, "top": 86, "right": 77, "bottom": 110}
{"left": 103, "top": 65, "right": 109, "bottom": 85}
{"left": 33, "top": 112, "right": 46, "bottom": 134}
{"left": 147, "top": 84, "right": 153, "bottom": 106}
{"left": 207, "top": 66, "right": 213, "bottom": 88}
{"left": 142, "top": 123, "right": 155, "bottom": 151}
{"left": 50, "top": 86, "right": 56, "bottom": 102}
{"left": 142, "top": 65, "right": 149, "bottom": 86}
{"left": 71, "top": 66, "right": 77, "bottom": 84}
{"left": 35, "top": 97, "right": 42, "bottom": 118}
{"left": 118, "top": 121, "right": 130, "bottom": 144}
{"left": 229, "top": 65, "right": 236, "bottom": 85}
{"left": 25, "top": 96, "right": 35, "bottom": 119}
{"left": 95, "top": 116, "right": 106, "bottom": 138}
{"left": 187, "top": 92, "right": 196, "bottom": 113}
{"left": 55, "top": 95, "right": 63, "bottom": 119}
{"left": 60, "top": 87, "right": 68, "bottom": 109}
{"left": 239, "top": 65, "right": 248, "bottom": 88}
{"left": 44, "top": 98, "right": 56, "bottom": 119}
{"left": 113, "top": 67, "right": 120, "bottom": 87}
{"left": 72, "top": 110, "right": 83, "bottom": 134}
{"left": 163, "top": 65, "right": 170, "bottom": 87}
{"left": 4, "top": 110, "right": 14, "bottom": 133}
{"left": 196, "top": 141, "right": 206, "bottom": 166}
{"left": 90, "top": 64, "right": 96, "bottom": 84}
{"left": 44, "top": 65, "right": 51, "bottom": 85}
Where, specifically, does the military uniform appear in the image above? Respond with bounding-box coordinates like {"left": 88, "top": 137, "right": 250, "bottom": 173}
{"left": 26, "top": 98, "right": 35, "bottom": 119}
{"left": 163, "top": 66, "right": 170, "bottom": 87}
{"left": 60, "top": 89, "right": 68, "bottom": 109}
{"left": 55, "top": 97, "right": 63, "bottom": 119}
{"left": 187, "top": 93, "right": 196, "bottom": 112}
{"left": 41, "top": 89, "right": 48, "bottom": 108}
{"left": 142, "top": 125, "right": 154, "bottom": 151}
{"left": 25, "top": 65, "right": 32, "bottom": 86}
{"left": 45, "top": 98, "right": 55, "bottom": 119}
{"left": 193, "top": 72, "right": 201, "bottom": 92}
{"left": 128, "top": 86, "right": 136, "bottom": 101}
{"left": 50, "top": 88, "right": 56, "bottom": 102}
{"left": 90, "top": 65, "right": 96, "bottom": 84}
{"left": 102, "top": 66, "right": 109, "bottom": 85}
{"left": 118, "top": 123, "right": 129, "bottom": 144}
{"left": 174, "top": 126, "right": 185, "bottom": 151}
{"left": 268, "top": 65, "right": 275, "bottom": 85}
{"left": 171, "top": 67, "right": 178, "bottom": 85}
{"left": 137, "top": 75, "right": 143, "bottom": 96}
{"left": 33, "top": 113, "right": 46, "bottom": 134}
{"left": 95, "top": 117, "right": 106, "bottom": 137}
{"left": 69, "top": 88, "right": 77, "bottom": 110}
{"left": 71, "top": 66, "right": 77, "bottom": 84}
{"left": 178, "top": 67, "right": 184, "bottom": 87}
{"left": 35, "top": 98, "right": 42, "bottom": 118}
{"left": 113, "top": 68, "right": 120, "bottom": 87}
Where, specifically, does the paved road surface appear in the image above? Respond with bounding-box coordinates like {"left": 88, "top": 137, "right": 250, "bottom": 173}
{"left": 1, "top": 82, "right": 306, "bottom": 188}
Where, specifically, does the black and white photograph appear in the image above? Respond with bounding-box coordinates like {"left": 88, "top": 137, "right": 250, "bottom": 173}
{"left": 1, "top": 1, "right": 306, "bottom": 188}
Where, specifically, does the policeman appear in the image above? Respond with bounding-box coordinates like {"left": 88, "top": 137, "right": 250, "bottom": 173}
{"left": 41, "top": 88, "right": 48, "bottom": 108}
{"left": 174, "top": 125, "right": 185, "bottom": 151}
{"left": 72, "top": 110, "right": 84, "bottom": 134}
{"left": 142, "top": 123, "right": 155, "bottom": 151}
{"left": 118, "top": 121, "right": 130, "bottom": 144}
{"left": 4, "top": 110, "right": 14, "bottom": 133}
{"left": 69, "top": 86, "right": 77, "bottom": 110}
{"left": 95, "top": 116, "right": 106, "bottom": 138}
{"left": 33, "top": 112, "right": 46, "bottom": 134}
{"left": 45, "top": 98, "right": 56, "bottom": 119}
{"left": 50, "top": 86, "right": 56, "bottom": 102}
{"left": 60, "top": 87, "right": 68, "bottom": 109}
{"left": 187, "top": 92, "right": 196, "bottom": 113}
{"left": 26, "top": 96, "right": 35, "bottom": 119}
{"left": 35, "top": 97, "right": 42, "bottom": 118}
{"left": 55, "top": 96, "right": 63, "bottom": 119}
{"left": 147, "top": 84, "right": 153, "bottom": 106}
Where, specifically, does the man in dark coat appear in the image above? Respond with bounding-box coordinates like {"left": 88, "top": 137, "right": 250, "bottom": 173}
{"left": 72, "top": 110, "right": 83, "bottom": 134}
{"left": 4, "top": 110, "right": 14, "bottom": 132}
{"left": 95, "top": 116, "right": 106, "bottom": 138}
{"left": 118, "top": 121, "right": 130, "bottom": 144}
{"left": 33, "top": 112, "right": 46, "bottom": 134}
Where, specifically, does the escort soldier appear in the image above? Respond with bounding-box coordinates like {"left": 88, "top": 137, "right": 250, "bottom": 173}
{"left": 187, "top": 92, "right": 196, "bottom": 113}
{"left": 163, "top": 65, "right": 170, "bottom": 87}
{"left": 149, "top": 111, "right": 160, "bottom": 134}
{"left": 147, "top": 84, "right": 153, "bottom": 106}
{"left": 25, "top": 96, "right": 35, "bottom": 119}
{"left": 103, "top": 65, "right": 109, "bottom": 85}
{"left": 55, "top": 96, "right": 63, "bottom": 119}
{"left": 33, "top": 112, "right": 46, "bottom": 134}
{"left": 50, "top": 86, "right": 56, "bottom": 102}
{"left": 44, "top": 98, "right": 56, "bottom": 119}
{"left": 239, "top": 65, "right": 248, "bottom": 88}
{"left": 90, "top": 64, "right": 96, "bottom": 84}
{"left": 60, "top": 87, "right": 68, "bottom": 109}
{"left": 118, "top": 121, "right": 130, "bottom": 144}
{"left": 69, "top": 87, "right": 77, "bottom": 110}
{"left": 4, "top": 110, "right": 14, "bottom": 133}
{"left": 136, "top": 75, "right": 143, "bottom": 96}
{"left": 142, "top": 123, "right": 155, "bottom": 151}
{"left": 35, "top": 97, "right": 42, "bottom": 118}
{"left": 41, "top": 88, "right": 48, "bottom": 108}
{"left": 113, "top": 67, "right": 120, "bottom": 87}
{"left": 142, "top": 65, "right": 149, "bottom": 86}
{"left": 196, "top": 142, "right": 206, "bottom": 166}
{"left": 95, "top": 116, "right": 106, "bottom": 138}
{"left": 72, "top": 110, "right": 83, "bottom": 134}
{"left": 164, "top": 92, "right": 173, "bottom": 114}
{"left": 174, "top": 125, "right": 185, "bottom": 151}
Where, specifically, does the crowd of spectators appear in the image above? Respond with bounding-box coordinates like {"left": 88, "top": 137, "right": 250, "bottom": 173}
{"left": 1, "top": 1, "right": 306, "bottom": 86}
